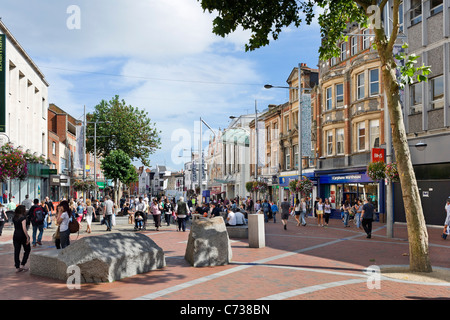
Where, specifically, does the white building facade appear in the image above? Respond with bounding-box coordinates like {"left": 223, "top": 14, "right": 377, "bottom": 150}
{"left": 1, "top": 21, "right": 50, "bottom": 202}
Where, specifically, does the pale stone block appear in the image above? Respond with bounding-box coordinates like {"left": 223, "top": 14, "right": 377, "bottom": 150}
{"left": 248, "top": 214, "right": 265, "bottom": 248}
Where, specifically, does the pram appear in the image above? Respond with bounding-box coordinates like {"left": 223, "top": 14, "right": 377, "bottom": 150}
{"left": 134, "top": 211, "right": 147, "bottom": 231}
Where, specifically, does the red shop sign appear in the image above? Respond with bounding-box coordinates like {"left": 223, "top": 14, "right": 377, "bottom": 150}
{"left": 371, "top": 148, "right": 385, "bottom": 163}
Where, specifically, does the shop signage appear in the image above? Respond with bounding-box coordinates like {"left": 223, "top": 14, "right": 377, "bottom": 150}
{"left": 279, "top": 172, "right": 316, "bottom": 186}
{"left": 50, "top": 176, "right": 60, "bottom": 186}
{"left": 371, "top": 148, "right": 385, "bottom": 163}
{"left": 41, "top": 169, "right": 58, "bottom": 175}
{"left": 319, "top": 173, "right": 373, "bottom": 184}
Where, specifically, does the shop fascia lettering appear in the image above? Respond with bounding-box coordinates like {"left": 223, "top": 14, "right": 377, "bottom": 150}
{"left": 331, "top": 175, "right": 362, "bottom": 181}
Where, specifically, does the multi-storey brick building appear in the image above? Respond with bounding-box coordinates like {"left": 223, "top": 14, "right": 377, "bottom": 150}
{"left": 277, "top": 63, "right": 318, "bottom": 202}
{"left": 313, "top": 24, "right": 385, "bottom": 217}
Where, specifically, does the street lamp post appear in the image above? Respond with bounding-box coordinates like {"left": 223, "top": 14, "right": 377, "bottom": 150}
{"left": 199, "top": 117, "right": 216, "bottom": 202}
{"left": 86, "top": 120, "right": 111, "bottom": 199}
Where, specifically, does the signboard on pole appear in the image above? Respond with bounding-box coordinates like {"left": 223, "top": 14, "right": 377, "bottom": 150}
{"left": 371, "top": 148, "right": 385, "bottom": 163}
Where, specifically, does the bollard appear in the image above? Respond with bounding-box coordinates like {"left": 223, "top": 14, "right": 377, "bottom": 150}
{"left": 248, "top": 213, "right": 265, "bottom": 248}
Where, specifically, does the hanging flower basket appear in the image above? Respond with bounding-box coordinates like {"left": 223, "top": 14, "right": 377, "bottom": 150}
{"left": 72, "top": 179, "right": 98, "bottom": 191}
{"left": 288, "top": 177, "right": 313, "bottom": 195}
{"left": 385, "top": 162, "right": 399, "bottom": 182}
{"left": 367, "top": 161, "right": 386, "bottom": 181}
{"left": 245, "top": 181, "right": 269, "bottom": 194}
{"left": 0, "top": 143, "right": 28, "bottom": 182}
{"left": 255, "top": 181, "right": 268, "bottom": 194}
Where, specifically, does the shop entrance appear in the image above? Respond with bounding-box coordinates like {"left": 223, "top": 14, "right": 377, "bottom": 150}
{"left": 343, "top": 192, "right": 357, "bottom": 205}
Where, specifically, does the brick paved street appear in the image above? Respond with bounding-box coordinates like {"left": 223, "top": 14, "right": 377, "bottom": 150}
{"left": 0, "top": 215, "right": 448, "bottom": 304}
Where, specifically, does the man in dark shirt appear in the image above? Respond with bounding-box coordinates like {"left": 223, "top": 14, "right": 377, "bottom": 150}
{"left": 210, "top": 202, "right": 221, "bottom": 218}
{"left": 361, "top": 198, "right": 375, "bottom": 238}
{"left": 280, "top": 198, "right": 291, "bottom": 230}
{"left": 27, "top": 199, "right": 45, "bottom": 246}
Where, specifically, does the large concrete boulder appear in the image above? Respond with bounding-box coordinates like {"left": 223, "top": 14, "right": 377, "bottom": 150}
{"left": 185, "top": 216, "right": 232, "bottom": 267}
{"left": 30, "top": 232, "right": 165, "bottom": 283}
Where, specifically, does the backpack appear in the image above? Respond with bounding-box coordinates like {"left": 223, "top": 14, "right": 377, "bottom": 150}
{"left": 68, "top": 216, "right": 80, "bottom": 233}
{"left": 32, "top": 206, "right": 45, "bottom": 224}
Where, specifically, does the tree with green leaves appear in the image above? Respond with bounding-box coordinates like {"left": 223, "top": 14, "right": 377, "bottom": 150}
{"left": 100, "top": 149, "right": 138, "bottom": 202}
{"left": 199, "top": 0, "right": 432, "bottom": 272}
{"left": 86, "top": 95, "right": 161, "bottom": 167}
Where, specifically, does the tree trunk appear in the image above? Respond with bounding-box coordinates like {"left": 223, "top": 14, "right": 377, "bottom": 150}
{"left": 379, "top": 47, "right": 432, "bottom": 272}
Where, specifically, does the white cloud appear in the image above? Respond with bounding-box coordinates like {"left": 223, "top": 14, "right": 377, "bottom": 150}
{"left": 2, "top": 0, "right": 321, "bottom": 170}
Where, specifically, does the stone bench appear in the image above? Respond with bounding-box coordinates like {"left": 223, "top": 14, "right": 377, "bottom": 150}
{"left": 226, "top": 225, "right": 249, "bottom": 239}
{"left": 30, "top": 232, "right": 165, "bottom": 283}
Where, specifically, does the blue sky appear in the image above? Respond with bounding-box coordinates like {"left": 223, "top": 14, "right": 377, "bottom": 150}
{"left": 2, "top": 0, "right": 321, "bottom": 171}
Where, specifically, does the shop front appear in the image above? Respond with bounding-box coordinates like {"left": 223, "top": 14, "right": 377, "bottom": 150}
{"left": 278, "top": 171, "right": 317, "bottom": 205}
{"left": 316, "top": 170, "right": 384, "bottom": 220}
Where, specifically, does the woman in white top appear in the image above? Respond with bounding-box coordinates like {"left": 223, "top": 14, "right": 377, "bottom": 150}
{"left": 85, "top": 199, "right": 96, "bottom": 234}
{"left": 316, "top": 198, "right": 324, "bottom": 227}
{"left": 56, "top": 200, "right": 71, "bottom": 249}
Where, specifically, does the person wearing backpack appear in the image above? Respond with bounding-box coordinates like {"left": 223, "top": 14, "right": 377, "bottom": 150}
{"left": 28, "top": 199, "right": 45, "bottom": 247}
{"left": 261, "top": 199, "right": 270, "bottom": 223}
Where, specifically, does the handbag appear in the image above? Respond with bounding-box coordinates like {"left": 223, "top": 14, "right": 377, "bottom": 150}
{"left": 52, "top": 226, "right": 60, "bottom": 240}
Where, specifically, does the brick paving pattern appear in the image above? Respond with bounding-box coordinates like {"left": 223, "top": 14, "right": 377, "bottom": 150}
{"left": 0, "top": 214, "right": 448, "bottom": 301}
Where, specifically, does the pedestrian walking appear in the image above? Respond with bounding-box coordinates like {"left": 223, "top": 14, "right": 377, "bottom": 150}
{"left": 254, "top": 200, "right": 261, "bottom": 214}
{"left": 149, "top": 198, "right": 162, "bottom": 231}
{"left": 21, "top": 195, "right": 32, "bottom": 213}
{"left": 271, "top": 201, "right": 278, "bottom": 223}
{"left": 324, "top": 198, "right": 331, "bottom": 226}
{"left": 316, "top": 198, "right": 324, "bottom": 227}
{"left": 294, "top": 197, "right": 301, "bottom": 226}
{"left": 28, "top": 199, "right": 45, "bottom": 247}
{"left": 85, "top": 199, "right": 96, "bottom": 234}
{"left": 341, "top": 200, "right": 351, "bottom": 227}
{"left": 354, "top": 199, "right": 363, "bottom": 229}
{"left": 313, "top": 197, "right": 319, "bottom": 218}
{"left": 40, "top": 199, "right": 49, "bottom": 230}
{"left": 305, "top": 197, "right": 311, "bottom": 218}
{"left": 56, "top": 200, "right": 71, "bottom": 248}
{"left": 103, "top": 196, "right": 114, "bottom": 231}
{"left": 0, "top": 203, "right": 7, "bottom": 236}
{"left": 44, "top": 197, "right": 54, "bottom": 229}
{"left": 300, "top": 198, "right": 307, "bottom": 226}
{"left": 76, "top": 201, "right": 84, "bottom": 223}
{"left": 175, "top": 197, "right": 190, "bottom": 232}
{"left": 442, "top": 198, "right": 450, "bottom": 240}
{"left": 261, "top": 199, "right": 270, "bottom": 223}
{"left": 280, "top": 197, "right": 291, "bottom": 230}
{"left": 361, "top": 198, "right": 375, "bottom": 238}
{"left": 163, "top": 198, "right": 173, "bottom": 226}
{"left": 12, "top": 205, "right": 30, "bottom": 273}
